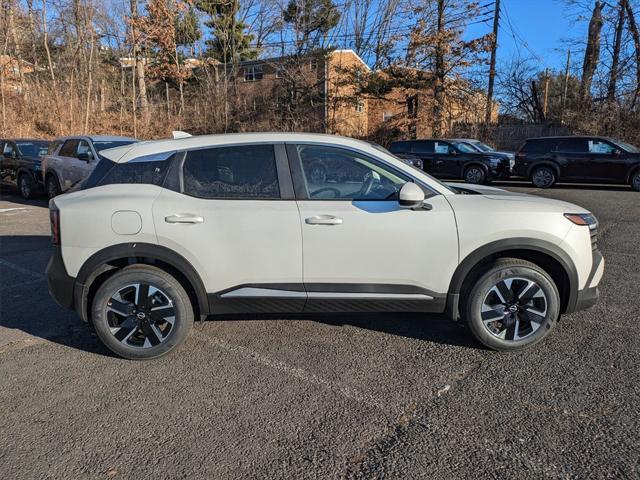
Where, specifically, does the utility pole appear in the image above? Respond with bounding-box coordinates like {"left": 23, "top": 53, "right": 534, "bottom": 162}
{"left": 542, "top": 68, "right": 550, "bottom": 119}
{"left": 561, "top": 50, "right": 571, "bottom": 124}
{"left": 485, "top": 0, "right": 500, "bottom": 125}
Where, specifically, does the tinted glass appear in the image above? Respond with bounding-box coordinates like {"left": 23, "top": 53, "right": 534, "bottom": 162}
{"left": 59, "top": 140, "right": 79, "bottom": 157}
{"left": 47, "top": 141, "right": 61, "bottom": 155}
{"left": 389, "top": 142, "right": 411, "bottom": 154}
{"left": 77, "top": 140, "right": 92, "bottom": 158}
{"left": 92, "top": 140, "right": 137, "bottom": 152}
{"left": 16, "top": 141, "right": 49, "bottom": 157}
{"left": 522, "top": 139, "right": 556, "bottom": 154}
{"left": 183, "top": 145, "right": 280, "bottom": 199}
{"left": 297, "top": 145, "right": 410, "bottom": 200}
{"left": 450, "top": 142, "right": 476, "bottom": 153}
{"left": 2, "top": 142, "right": 15, "bottom": 155}
{"left": 411, "top": 141, "right": 434, "bottom": 154}
{"left": 610, "top": 138, "right": 640, "bottom": 153}
{"left": 557, "top": 138, "right": 588, "bottom": 153}
{"left": 90, "top": 155, "right": 174, "bottom": 188}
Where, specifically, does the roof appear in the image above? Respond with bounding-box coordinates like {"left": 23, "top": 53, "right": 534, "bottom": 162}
{"left": 54, "top": 135, "right": 137, "bottom": 142}
{"left": 1, "top": 138, "right": 49, "bottom": 143}
{"left": 101, "top": 132, "right": 375, "bottom": 163}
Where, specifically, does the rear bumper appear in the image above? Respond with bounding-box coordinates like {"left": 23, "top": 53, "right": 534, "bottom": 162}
{"left": 46, "top": 245, "right": 75, "bottom": 310}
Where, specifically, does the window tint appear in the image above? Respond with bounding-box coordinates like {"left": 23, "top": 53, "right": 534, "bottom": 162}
{"left": 434, "top": 141, "right": 454, "bottom": 154}
{"left": 90, "top": 155, "right": 174, "bottom": 188}
{"left": 47, "top": 141, "right": 61, "bottom": 155}
{"left": 297, "top": 145, "right": 410, "bottom": 200}
{"left": 183, "top": 145, "right": 280, "bottom": 199}
{"left": 16, "top": 141, "right": 49, "bottom": 157}
{"left": 3, "top": 142, "right": 15, "bottom": 155}
{"left": 522, "top": 139, "right": 556, "bottom": 153}
{"left": 92, "top": 140, "right": 137, "bottom": 152}
{"left": 557, "top": 138, "right": 588, "bottom": 153}
{"left": 588, "top": 139, "right": 616, "bottom": 154}
{"left": 411, "top": 141, "right": 434, "bottom": 154}
{"left": 388, "top": 142, "right": 411, "bottom": 154}
{"left": 59, "top": 140, "right": 79, "bottom": 157}
{"left": 77, "top": 140, "right": 92, "bottom": 158}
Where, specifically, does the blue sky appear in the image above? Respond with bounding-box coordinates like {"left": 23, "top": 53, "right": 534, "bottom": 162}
{"left": 467, "top": 0, "right": 586, "bottom": 71}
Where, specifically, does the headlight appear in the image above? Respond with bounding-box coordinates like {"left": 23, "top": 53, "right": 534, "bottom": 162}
{"left": 564, "top": 213, "right": 598, "bottom": 230}
{"left": 488, "top": 157, "right": 501, "bottom": 166}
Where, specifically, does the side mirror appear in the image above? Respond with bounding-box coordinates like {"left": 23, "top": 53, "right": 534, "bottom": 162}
{"left": 77, "top": 151, "right": 92, "bottom": 162}
{"left": 398, "top": 182, "right": 425, "bottom": 209}
{"left": 450, "top": 149, "right": 458, "bottom": 156}
{"left": 613, "top": 149, "right": 622, "bottom": 156}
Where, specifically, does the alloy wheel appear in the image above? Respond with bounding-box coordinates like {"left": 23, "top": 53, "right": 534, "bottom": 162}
{"left": 19, "top": 177, "right": 31, "bottom": 198}
{"left": 633, "top": 173, "right": 640, "bottom": 191}
{"left": 480, "top": 277, "right": 548, "bottom": 342}
{"left": 532, "top": 168, "right": 554, "bottom": 187}
{"left": 105, "top": 283, "right": 176, "bottom": 348}
{"left": 465, "top": 167, "right": 483, "bottom": 184}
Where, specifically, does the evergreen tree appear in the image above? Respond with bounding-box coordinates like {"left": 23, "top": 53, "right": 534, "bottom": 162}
{"left": 283, "top": 0, "right": 340, "bottom": 52}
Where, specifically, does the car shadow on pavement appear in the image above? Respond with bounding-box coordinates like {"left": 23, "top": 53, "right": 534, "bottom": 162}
{"left": 0, "top": 190, "right": 50, "bottom": 208}
{"left": 487, "top": 180, "right": 633, "bottom": 192}
{"left": 0, "top": 234, "right": 117, "bottom": 358}
{"left": 209, "top": 312, "right": 480, "bottom": 349}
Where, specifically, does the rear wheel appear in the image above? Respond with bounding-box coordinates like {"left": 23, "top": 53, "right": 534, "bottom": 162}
{"left": 464, "top": 165, "right": 486, "bottom": 184}
{"left": 531, "top": 166, "right": 556, "bottom": 188}
{"left": 18, "top": 174, "right": 36, "bottom": 199}
{"left": 91, "top": 265, "right": 194, "bottom": 360}
{"left": 45, "top": 175, "right": 61, "bottom": 199}
{"left": 463, "top": 258, "right": 560, "bottom": 351}
{"left": 631, "top": 170, "right": 640, "bottom": 191}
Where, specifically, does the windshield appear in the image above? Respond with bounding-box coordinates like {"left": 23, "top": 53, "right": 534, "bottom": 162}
{"left": 450, "top": 142, "right": 478, "bottom": 154}
{"left": 17, "top": 141, "right": 50, "bottom": 157}
{"left": 474, "top": 141, "right": 494, "bottom": 152}
{"left": 92, "top": 140, "right": 137, "bottom": 152}
{"left": 610, "top": 138, "right": 640, "bottom": 153}
{"left": 368, "top": 143, "right": 456, "bottom": 194}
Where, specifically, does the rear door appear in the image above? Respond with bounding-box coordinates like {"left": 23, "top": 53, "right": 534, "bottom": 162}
{"left": 556, "top": 138, "right": 590, "bottom": 180}
{"left": 586, "top": 138, "right": 628, "bottom": 181}
{"left": 410, "top": 141, "right": 438, "bottom": 175}
{"left": 152, "top": 143, "right": 304, "bottom": 313}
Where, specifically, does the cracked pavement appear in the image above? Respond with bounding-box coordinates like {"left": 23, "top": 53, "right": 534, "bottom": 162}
{"left": 0, "top": 182, "right": 638, "bottom": 479}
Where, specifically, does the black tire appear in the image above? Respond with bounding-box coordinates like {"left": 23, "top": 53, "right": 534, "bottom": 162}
{"left": 463, "top": 258, "right": 560, "bottom": 351}
{"left": 45, "top": 175, "right": 61, "bottom": 199}
{"left": 464, "top": 165, "right": 486, "bottom": 184}
{"left": 18, "top": 173, "right": 36, "bottom": 199}
{"left": 631, "top": 170, "right": 640, "bottom": 191}
{"left": 91, "top": 265, "right": 194, "bottom": 360}
{"left": 531, "top": 166, "right": 556, "bottom": 188}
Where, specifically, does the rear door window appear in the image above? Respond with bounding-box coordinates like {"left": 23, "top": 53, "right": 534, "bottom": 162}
{"left": 557, "top": 138, "right": 589, "bottom": 153}
{"left": 183, "top": 145, "right": 280, "bottom": 199}
{"left": 522, "top": 139, "right": 556, "bottom": 154}
{"left": 59, "top": 140, "right": 79, "bottom": 157}
{"left": 588, "top": 139, "right": 616, "bottom": 154}
{"left": 411, "top": 141, "right": 434, "bottom": 154}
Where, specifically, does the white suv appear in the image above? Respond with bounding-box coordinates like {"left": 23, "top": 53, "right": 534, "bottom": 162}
{"left": 46, "top": 133, "right": 604, "bottom": 360}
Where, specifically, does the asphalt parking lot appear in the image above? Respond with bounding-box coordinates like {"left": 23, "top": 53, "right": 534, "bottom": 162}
{"left": 0, "top": 182, "right": 638, "bottom": 479}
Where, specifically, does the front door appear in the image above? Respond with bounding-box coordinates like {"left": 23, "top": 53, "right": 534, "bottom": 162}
{"left": 152, "top": 143, "right": 304, "bottom": 314}
{"left": 289, "top": 143, "right": 458, "bottom": 311}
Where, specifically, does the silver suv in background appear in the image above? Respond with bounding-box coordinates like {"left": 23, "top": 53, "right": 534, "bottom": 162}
{"left": 42, "top": 135, "right": 137, "bottom": 198}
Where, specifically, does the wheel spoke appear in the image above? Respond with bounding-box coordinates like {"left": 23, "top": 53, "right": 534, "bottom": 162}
{"left": 518, "top": 281, "right": 540, "bottom": 304}
{"left": 521, "top": 307, "right": 546, "bottom": 324}
{"left": 112, "top": 317, "right": 138, "bottom": 343}
{"left": 481, "top": 308, "right": 504, "bottom": 324}
{"left": 504, "top": 321, "right": 517, "bottom": 341}
{"left": 150, "top": 307, "right": 175, "bottom": 325}
{"left": 495, "top": 281, "right": 512, "bottom": 303}
{"left": 107, "top": 299, "right": 133, "bottom": 317}
{"left": 141, "top": 322, "right": 161, "bottom": 347}
{"left": 136, "top": 283, "right": 150, "bottom": 308}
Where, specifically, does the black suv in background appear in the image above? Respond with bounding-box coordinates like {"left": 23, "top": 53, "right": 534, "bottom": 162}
{"left": 388, "top": 139, "right": 512, "bottom": 184}
{"left": 515, "top": 136, "right": 640, "bottom": 190}
{"left": 0, "top": 138, "right": 50, "bottom": 199}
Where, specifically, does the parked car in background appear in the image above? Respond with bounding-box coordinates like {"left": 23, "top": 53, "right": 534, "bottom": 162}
{"left": 450, "top": 138, "right": 515, "bottom": 160}
{"left": 0, "top": 138, "right": 50, "bottom": 199}
{"left": 47, "top": 133, "right": 602, "bottom": 359}
{"left": 42, "top": 135, "right": 138, "bottom": 198}
{"left": 514, "top": 136, "right": 640, "bottom": 190}
{"left": 388, "top": 139, "right": 512, "bottom": 184}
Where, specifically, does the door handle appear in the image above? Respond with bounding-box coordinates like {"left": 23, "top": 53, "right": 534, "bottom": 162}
{"left": 305, "top": 215, "right": 343, "bottom": 226}
{"left": 165, "top": 214, "right": 204, "bottom": 224}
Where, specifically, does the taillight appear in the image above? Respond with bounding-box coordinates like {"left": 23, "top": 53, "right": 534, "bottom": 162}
{"left": 50, "top": 201, "right": 60, "bottom": 245}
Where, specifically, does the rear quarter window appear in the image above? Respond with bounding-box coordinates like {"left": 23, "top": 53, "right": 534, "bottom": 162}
{"left": 389, "top": 142, "right": 411, "bottom": 154}
{"left": 521, "top": 139, "right": 557, "bottom": 154}
{"left": 81, "top": 152, "right": 176, "bottom": 190}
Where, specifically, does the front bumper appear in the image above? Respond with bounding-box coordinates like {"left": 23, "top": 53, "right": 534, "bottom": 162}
{"left": 46, "top": 245, "right": 75, "bottom": 310}
{"left": 566, "top": 250, "right": 603, "bottom": 314}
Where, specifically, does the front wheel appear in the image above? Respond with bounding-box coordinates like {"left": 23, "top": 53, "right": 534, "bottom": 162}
{"left": 91, "top": 265, "right": 194, "bottom": 360}
{"left": 631, "top": 170, "right": 640, "bottom": 191}
{"left": 45, "top": 175, "right": 61, "bottom": 199}
{"left": 464, "top": 165, "right": 486, "bottom": 184}
{"left": 18, "top": 174, "right": 36, "bottom": 199}
{"left": 463, "top": 258, "right": 560, "bottom": 351}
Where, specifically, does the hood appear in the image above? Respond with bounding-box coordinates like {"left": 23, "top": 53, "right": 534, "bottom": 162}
{"left": 446, "top": 182, "right": 591, "bottom": 214}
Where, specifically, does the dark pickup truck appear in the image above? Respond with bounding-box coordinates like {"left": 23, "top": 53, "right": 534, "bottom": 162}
{"left": 0, "top": 139, "right": 50, "bottom": 199}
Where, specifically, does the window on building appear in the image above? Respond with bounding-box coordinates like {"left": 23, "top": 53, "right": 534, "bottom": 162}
{"left": 382, "top": 112, "right": 393, "bottom": 122}
{"left": 355, "top": 101, "right": 364, "bottom": 113}
{"left": 244, "top": 65, "right": 264, "bottom": 82}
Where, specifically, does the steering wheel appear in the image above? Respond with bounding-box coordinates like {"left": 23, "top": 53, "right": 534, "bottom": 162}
{"left": 310, "top": 187, "right": 341, "bottom": 198}
{"left": 357, "top": 171, "right": 379, "bottom": 198}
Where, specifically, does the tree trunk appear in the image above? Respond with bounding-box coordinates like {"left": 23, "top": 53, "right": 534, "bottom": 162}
{"left": 432, "top": 0, "right": 445, "bottom": 138}
{"left": 130, "top": 0, "right": 149, "bottom": 122}
{"left": 485, "top": 0, "right": 500, "bottom": 124}
{"left": 623, "top": 0, "right": 640, "bottom": 108}
{"left": 580, "top": 1, "right": 603, "bottom": 101}
{"left": 607, "top": 1, "right": 625, "bottom": 102}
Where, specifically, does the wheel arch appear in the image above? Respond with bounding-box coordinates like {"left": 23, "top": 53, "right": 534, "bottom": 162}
{"left": 461, "top": 161, "right": 488, "bottom": 177}
{"left": 445, "top": 238, "right": 579, "bottom": 320}
{"left": 16, "top": 167, "right": 40, "bottom": 184}
{"left": 626, "top": 162, "right": 640, "bottom": 183}
{"left": 74, "top": 243, "right": 208, "bottom": 324}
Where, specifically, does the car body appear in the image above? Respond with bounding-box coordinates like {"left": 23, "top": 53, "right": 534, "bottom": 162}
{"left": 0, "top": 139, "right": 50, "bottom": 199}
{"left": 46, "top": 133, "right": 603, "bottom": 359}
{"left": 514, "top": 136, "right": 640, "bottom": 190}
{"left": 41, "top": 135, "right": 138, "bottom": 198}
{"left": 388, "top": 139, "right": 512, "bottom": 184}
